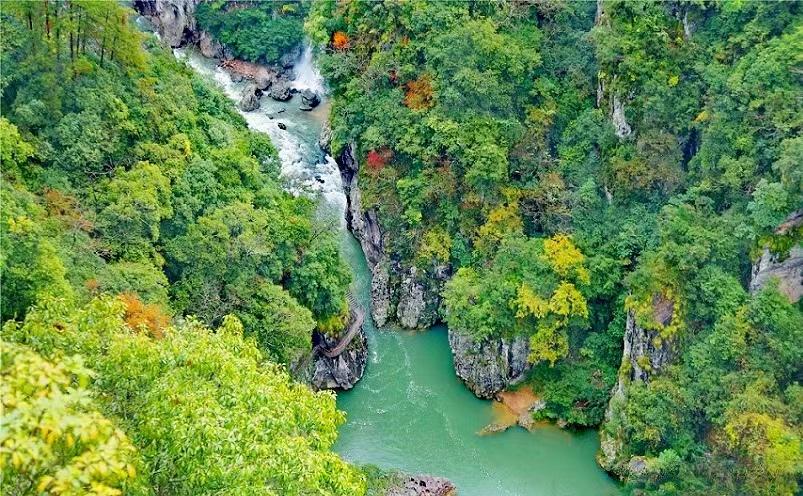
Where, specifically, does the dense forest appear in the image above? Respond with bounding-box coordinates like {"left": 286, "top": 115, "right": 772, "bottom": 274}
{"left": 1, "top": 1, "right": 801, "bottom": 495}
{"left": 1, "top": 1, "right": 362, "bottom": 494}
{"left": 308, "top": 0, "right": 801, "bottom": 493}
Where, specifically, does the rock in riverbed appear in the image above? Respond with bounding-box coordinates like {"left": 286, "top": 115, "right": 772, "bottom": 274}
{"left": 268, "top": 80, "right": 293, "bottom": 101}
{"left": 299, "top": 88, "right": 321, "bottom": 110}
{"left": 239, "top": 83, "right": 260, "bottom": 112}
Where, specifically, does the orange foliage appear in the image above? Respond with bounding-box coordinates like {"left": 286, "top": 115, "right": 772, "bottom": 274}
{"left": 119, "top": 292, "right": 168, "bottom": 339}
{"left": 43, "top": 188, "right": 93, "bottom": 231}
{"left": 85, "top": 278, "right": 100, "bottom": 294}
{"left": 332, "top": 31, "right": 350, "bottom": 50}
{"left": 404, "top": 75, "right": 434, "bottom": 110}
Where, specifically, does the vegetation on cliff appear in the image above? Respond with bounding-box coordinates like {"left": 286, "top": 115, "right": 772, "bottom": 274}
{"left": 196, "top": 0, "right": 307, "bottom": 64}
{"left": 308, "top": 1, "right": 802, "bottom": 493}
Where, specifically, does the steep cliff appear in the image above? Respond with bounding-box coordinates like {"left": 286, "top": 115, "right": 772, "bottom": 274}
{"left": 749, "top": 210, "right": 803, "bottom": 303}
{"left": 447, "top": 330, "right": 531, "bottom": 399}
{"left": 134, "top": 0, "right": 199, "bottom": 48}
{"left": 336, "top": 144, "right": 444, "bottom": 329}
{"left": 598, "top": 297, "right": 676, "bottom": 477}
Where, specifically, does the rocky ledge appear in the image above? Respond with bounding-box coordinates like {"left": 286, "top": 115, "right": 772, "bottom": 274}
{"left": 447, "top": 330, "right": 531, "bottom": 399}
{"left": 386, "top": 475, "right": 457, "bottom": 496}
{"left": 749, "top": 209, "right": 802, "bottom": 303}
{"left": 309, "top": 327, "right": 367, "bottom": 390}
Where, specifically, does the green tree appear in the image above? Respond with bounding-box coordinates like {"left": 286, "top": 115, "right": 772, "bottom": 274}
{"left": 1, "top": 340, "right": 146, "bottom": 496}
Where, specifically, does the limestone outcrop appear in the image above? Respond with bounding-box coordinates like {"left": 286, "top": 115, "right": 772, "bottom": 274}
{"left": 599, "top": 296, "right": 676, "bottom": 477}
{"left": 134, "top": 0, "right": 199, "bottom": 48}
{"left": 447, "top": 330, "right": 531, "bottom": 399}
{"left": 336, "top": 143, "right": 447, "bottom": 329}
{"left": 749, "top": 210, "right": 802, "bottom": 303}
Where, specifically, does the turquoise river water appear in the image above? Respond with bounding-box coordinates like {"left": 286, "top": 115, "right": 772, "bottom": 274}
{"left": 335, "top": 235, "right": 620, "bottom": 496}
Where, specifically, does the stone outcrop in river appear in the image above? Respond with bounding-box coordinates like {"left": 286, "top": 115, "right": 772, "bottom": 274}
{"left": 239, "top": 83, "right": 261, "bottom": 112}
{"left": 749, "top": 209, "right": 802, "bottom": 303}
{"left": 309, "top": 327, "right": 367, "bottom": 390}
{"left": 598, "top": 295, "right": 676, "bottom": 478}
{"left": 386, "top": 474, "right": 456, "bottom": 496}
{"left": 447, "top": 330, "right": 531, "bottom": 399}
{"left": 292, "top": 306, "right": 367, "bottom": 391}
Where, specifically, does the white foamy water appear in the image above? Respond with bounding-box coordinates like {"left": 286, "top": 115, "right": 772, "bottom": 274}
{"left": 174, "top": 46, "right": 345, "bottom": 227}
{"left": 292, "top": 44, "right": 326, "bottom": 94}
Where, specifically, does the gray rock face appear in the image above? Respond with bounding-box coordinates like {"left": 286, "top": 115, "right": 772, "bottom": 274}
{"left": 239, "top": 84, "right": 261, "bottom": 112}
{"left": 447, "top": 330, "right": 531, "bottom": 399}
{"left": 279, "top": 44, "right": 303, "bottom": 70}
{"left": 336, "top": 143, "right": 447, "bottom": 329}
{"left": 611, "top": 95, "right": 632, "bottom": 138}
{"left": 370, "top": 262, "right": 391, "bottom": 327}
{"left": 599, "top": 299, "right": 676, "bottom": 476}
{"left": 319, "top": 120, "right": 332, "bottom": 153}
{"left": 397, "top": 267, "right": 426, "bottom": 328}
{"left": 396, "top": 266, "right": 443, "bottom": 329}
{"left": 310, "top": 328, "right": 367, "bottom": 390}
{"left": 387, "top": 475, "right": 457, "bottom": 496}
{"left": 337, "top": 143, "right": 392, "bottom": 326}
{"left": 199, "top": 31, "right": 223, "bottom": 59}
{"left": 134, "top": 0, "right": 199, "bottom": 48}
{"left": 749, "top": 210, "right": 802, "bottom": 303}
{"left": 268, "top": 80, "right": 293, "bottom": 101}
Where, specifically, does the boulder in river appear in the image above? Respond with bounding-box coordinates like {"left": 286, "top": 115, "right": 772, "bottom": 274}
{"left": 447, "top": 330, "right": 531, "bottom": 399}
{"left": 268, "top": 80, "right": 293, "bottom": 101}
{"left": 239, "top": 83, "right": 261, "bottom": 112}
{"left": 299, "top": 88, "right": 321, "bottom": 111}
{"left": 277, "top": 122, "right": 287, "bottom": 130}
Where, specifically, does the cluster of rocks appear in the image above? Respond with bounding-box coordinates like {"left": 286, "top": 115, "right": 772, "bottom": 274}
{"left": 234, "top": 65, "right": 320, "bottom": 114}
{"left": 387, "top": 475, "right": 457, "bottom": 496}
{"left": 134, "top": 0, "right": 321, "bottom": 117}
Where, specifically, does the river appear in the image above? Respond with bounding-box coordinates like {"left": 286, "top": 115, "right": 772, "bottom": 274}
{"left": 175, "top": 45, "right": 620, "bottom": 496}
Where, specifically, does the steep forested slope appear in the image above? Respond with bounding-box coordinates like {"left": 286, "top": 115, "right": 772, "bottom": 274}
{"left": 1, "top": 2, "right": 363, "bottom": 494}
{"left": 307, "top": 1, "right": 802, "bottom": 493}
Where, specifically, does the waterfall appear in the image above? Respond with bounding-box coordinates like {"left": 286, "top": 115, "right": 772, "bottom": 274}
{"left": 292, "top": 44, "right": 325, "bottom": 94}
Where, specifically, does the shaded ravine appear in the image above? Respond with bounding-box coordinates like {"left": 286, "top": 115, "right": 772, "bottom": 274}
{"left": 176, "top": 45, "right": 619, "bottom": 496}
